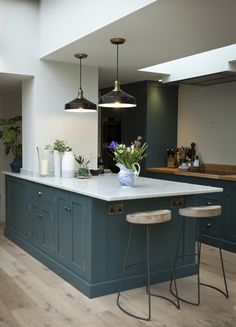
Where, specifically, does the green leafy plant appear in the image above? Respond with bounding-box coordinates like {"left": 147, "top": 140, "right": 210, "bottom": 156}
{"left": 74, "top": 155, "right": 89, "bottom": 165}
{"left": 0, "top": 116, "right": 22, "bottom": 157}
{"left": 45, "top": 139, "right": 72, "bottom": 153}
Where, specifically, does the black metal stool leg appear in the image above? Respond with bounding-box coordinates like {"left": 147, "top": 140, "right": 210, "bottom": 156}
{"left": 200, "top": 217, "right": 229, "bottom": 298}
{"left": 170, "top": 216, "right": 184, "bottom": 295}
{"left": 171, "top": 217, "right": 202, "bottom": 305}
{"left": 196, "top": 218, "right": 201, "bottom": 305}
{"left": 149, "top": 224, "right": 180, "bottom": 309}
{"left": 117, "top": 225, "right": 133, "bottom": 307}
{"left": 165, "top": 224, "right": 180, "bottom": 309}
{"left": 117, "top": 224, "right": 151, "bottom": 321}
{"left": 146, "top": 225, "right": 151, "bottom": 320}
{"left": 171, "top": 215, "right": 229, "bottom": 306}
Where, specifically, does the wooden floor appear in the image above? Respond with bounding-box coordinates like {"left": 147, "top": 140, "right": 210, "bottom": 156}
{"left": 0, "top": 229, "right": 235, "bottom": 327}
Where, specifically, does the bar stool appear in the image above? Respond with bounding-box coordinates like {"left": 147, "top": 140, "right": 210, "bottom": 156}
{"left": 170, "top": 205, "right": 229, "bottom": 306}
{"left": 117, "top": 209, "right": 180, "bottom": 321}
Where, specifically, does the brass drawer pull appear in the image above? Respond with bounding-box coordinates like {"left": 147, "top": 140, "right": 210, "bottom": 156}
{"left": 37, "top": 191, "right": 43, "bottom": 197}
{"left": 206, "top": 223, "right": 211, "bottom": 227}
{"left": 207, "top": 201, "right": 212, "bottom": 206}
{"left": 64, "top": 206, "right": 71, "bottom": 212}
{"left": 36, "top": 211, "right": 42, "bottom": 218}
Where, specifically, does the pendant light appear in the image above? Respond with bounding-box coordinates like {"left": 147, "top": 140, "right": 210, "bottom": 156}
{"left": 98, "top": 38, "right": 136, "bottom": 108}
{"left": 65, "top": 53, "right": 97, "bottom": 112}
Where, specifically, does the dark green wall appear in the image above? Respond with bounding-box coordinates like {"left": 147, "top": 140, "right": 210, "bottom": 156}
{"left": 146, "top": 82, "right": 178, "bottom": 167}
{"left": 100, "top": 80, "right": 178, "bottom": 170}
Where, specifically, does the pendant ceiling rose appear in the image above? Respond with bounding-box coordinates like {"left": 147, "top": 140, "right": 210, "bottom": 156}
{"left": 110, "top": 38, "right": 126, "bottom": 45}
{"left": 74, "top": 53, "right": 88, "bottom": 60}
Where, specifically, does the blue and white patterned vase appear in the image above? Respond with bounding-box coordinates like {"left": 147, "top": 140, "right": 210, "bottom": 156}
{"left": 116, "top": 163, "right": 140, "bottom": 187}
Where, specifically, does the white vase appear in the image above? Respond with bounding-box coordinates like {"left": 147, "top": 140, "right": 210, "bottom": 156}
{"left": 62, "top": 151, "right": 75, "bottom": 178}
{"left": 54, "top": 150, "right": 62, "bottom": 177}
{"left": 116, "top": 163, "right": 140, "bottom": 187}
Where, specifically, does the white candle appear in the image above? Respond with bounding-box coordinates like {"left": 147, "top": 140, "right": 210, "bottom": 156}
{"left": 41, "top": 159, "right": 49, "bottom": 176}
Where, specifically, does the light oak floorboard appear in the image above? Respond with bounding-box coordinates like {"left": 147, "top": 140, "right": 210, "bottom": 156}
{"left": 0, "top": 229, "right": 235, "bottom": 327}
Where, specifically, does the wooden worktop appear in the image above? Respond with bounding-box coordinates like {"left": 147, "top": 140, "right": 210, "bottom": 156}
{"left": 146, "top": 165, "right": 236, "bottom": 181}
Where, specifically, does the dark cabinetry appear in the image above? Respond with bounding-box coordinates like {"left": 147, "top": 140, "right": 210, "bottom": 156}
{"left": 54, "top": 190, "right": 91, "bottom": 278}
{"left": 28, "top": 183, "right": 54, "bottom": 253}
{"left": 225, "top": 183, "right": 236, "bottom": 244}
{"left": 6, "top": 176, "right": 29, "bottom": 239}
{"left": 100, "top": 81, "right": 178, "bottom": 170}
{"left": 147, "top": 172, "right": 236, "bottom": 252}
{"left": 5, "top": 176, "right": 91, "bottom": 286}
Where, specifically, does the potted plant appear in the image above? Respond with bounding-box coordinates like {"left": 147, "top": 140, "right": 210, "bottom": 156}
{"left": 0, "top": 115, "right": 22, "bottom": 172}
{"left": 74, "top": 155, "right": 90, "bottom": 178}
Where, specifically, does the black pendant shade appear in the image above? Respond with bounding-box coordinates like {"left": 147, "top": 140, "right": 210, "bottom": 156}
{"left": 98, "top": 38, "right": 136, "bottom": 109}
{"left": 65, "top": 54, "right": 97, "bottom": 112}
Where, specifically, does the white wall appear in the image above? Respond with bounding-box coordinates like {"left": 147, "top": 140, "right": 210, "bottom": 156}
{"left": 178, "top": 82, "right": 236, "bottom": 164}
{"left": 0, "top": 0, "right": 38, "bottom": 76}
{"left": 39, "top": 0, "right": 156, "bottom": 57}
{"left": 22, "top": 61, "right": 98, "bottom": 172}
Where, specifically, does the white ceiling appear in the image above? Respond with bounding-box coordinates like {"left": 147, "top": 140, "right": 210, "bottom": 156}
{"left": 42, "top": 0, "right": 236, "bottom": 88}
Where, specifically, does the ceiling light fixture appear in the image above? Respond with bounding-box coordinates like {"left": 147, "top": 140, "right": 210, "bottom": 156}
{"left": 98, "top": 38, "right": 136, "bottom": 108}
{"left": 65, "top": 53, "right": 97, "bottom": 112}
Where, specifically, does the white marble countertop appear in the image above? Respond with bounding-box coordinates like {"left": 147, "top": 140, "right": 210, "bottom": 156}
{"left": 3, "top": 172, "right": 223, "bottom": 201}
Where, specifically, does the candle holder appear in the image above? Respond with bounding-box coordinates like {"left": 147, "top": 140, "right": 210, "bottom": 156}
{"left": 37, "top": 146, "right": 53, "bottom": 177}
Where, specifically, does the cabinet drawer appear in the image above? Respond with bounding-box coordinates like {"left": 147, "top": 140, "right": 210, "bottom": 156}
{"left": 196, "top": 195, "right": 220, "bottom": 206}
{"left": 30, "top": 183, "right": 53, "bottom": 202}
{"left": 199, "top": 218, "right": 218, "bottom": 237}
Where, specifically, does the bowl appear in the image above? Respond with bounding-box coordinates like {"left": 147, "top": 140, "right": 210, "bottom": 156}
{"left": 90, "top": 169, "right": 101, "bottom": 176}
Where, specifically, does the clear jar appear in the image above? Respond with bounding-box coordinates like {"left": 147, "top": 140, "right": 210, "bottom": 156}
{"left": 37, "top": 146, "right": 53, "bottom": 177}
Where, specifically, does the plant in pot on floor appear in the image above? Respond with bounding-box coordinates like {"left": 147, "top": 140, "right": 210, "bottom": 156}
{"left": 0, "top": 116, "right": 22, "bottom": 172}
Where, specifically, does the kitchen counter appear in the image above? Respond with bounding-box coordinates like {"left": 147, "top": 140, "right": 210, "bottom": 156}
{"left": 4, "top": 172, "right": 223, "bottom": 298}
{"left": 145, "top": 167, "right": 236, "bottom": 181}
{"left": 3, "top": 171, "right": 223, "bottom": 201}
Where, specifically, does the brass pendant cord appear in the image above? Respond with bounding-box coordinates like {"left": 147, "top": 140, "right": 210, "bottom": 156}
{"left": 79, "top": 57, "right": 82, "bottom": 89}
{"left": 116, "top": 43, "right": 119, "bottom": 82}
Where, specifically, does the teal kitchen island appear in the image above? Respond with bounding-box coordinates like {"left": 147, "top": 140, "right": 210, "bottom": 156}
{"left": 3, "top": 173, "right": 222, "bottom": 298}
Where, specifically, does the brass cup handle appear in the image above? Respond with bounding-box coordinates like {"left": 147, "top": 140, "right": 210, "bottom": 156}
{"left": 64, "top": 206, "right": 72, "bottom": 212}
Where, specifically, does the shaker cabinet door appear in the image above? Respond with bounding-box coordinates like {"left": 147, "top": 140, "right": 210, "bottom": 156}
{"left": 68, "top": 194, "right": 90, "bottom": 276}
{"left": 6, "top": 177, "right": 29, "bottom": 239}
{"left": 41, "top": 202, "right": 54, "bottom": 255}
{"left": 54, "top": 191, "right": 69, "bottom": 265}
{"left": 29, "top": 200, "right": 41, "bottom": 247}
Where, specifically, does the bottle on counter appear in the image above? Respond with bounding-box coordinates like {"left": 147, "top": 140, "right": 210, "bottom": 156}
{"left": 98, "top": 156, "right": 104, "bottom": 174}
{"left": 193, "top": 155, "right": 200, "bottom": 167}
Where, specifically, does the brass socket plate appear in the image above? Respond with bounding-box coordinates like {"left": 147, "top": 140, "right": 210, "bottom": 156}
{"left": 110, "top": 38, "right": 126, "bottom": 45}
{"left": 74, "top": 53, "right": 88, "bottom": 59}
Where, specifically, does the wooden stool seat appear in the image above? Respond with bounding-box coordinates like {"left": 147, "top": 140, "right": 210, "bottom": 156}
{"left": 179, "top": 205, "right": 221, "bottom": 218}
{"left": 126, "top": 209, "right": 171, "bottom": 225}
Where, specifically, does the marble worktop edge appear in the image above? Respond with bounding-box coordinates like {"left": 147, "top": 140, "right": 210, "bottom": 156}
{"left": 2, "top": 171, "right": 223, "bottom": 202}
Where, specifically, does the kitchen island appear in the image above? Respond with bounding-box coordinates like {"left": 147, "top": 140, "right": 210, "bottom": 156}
{"left": 4, "top": 172, "right": 222, "bottom": 298}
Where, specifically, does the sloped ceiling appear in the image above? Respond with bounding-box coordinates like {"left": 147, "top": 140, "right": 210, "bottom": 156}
{"left": 42, "top": 0, "right": 236, "bottom": 88}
